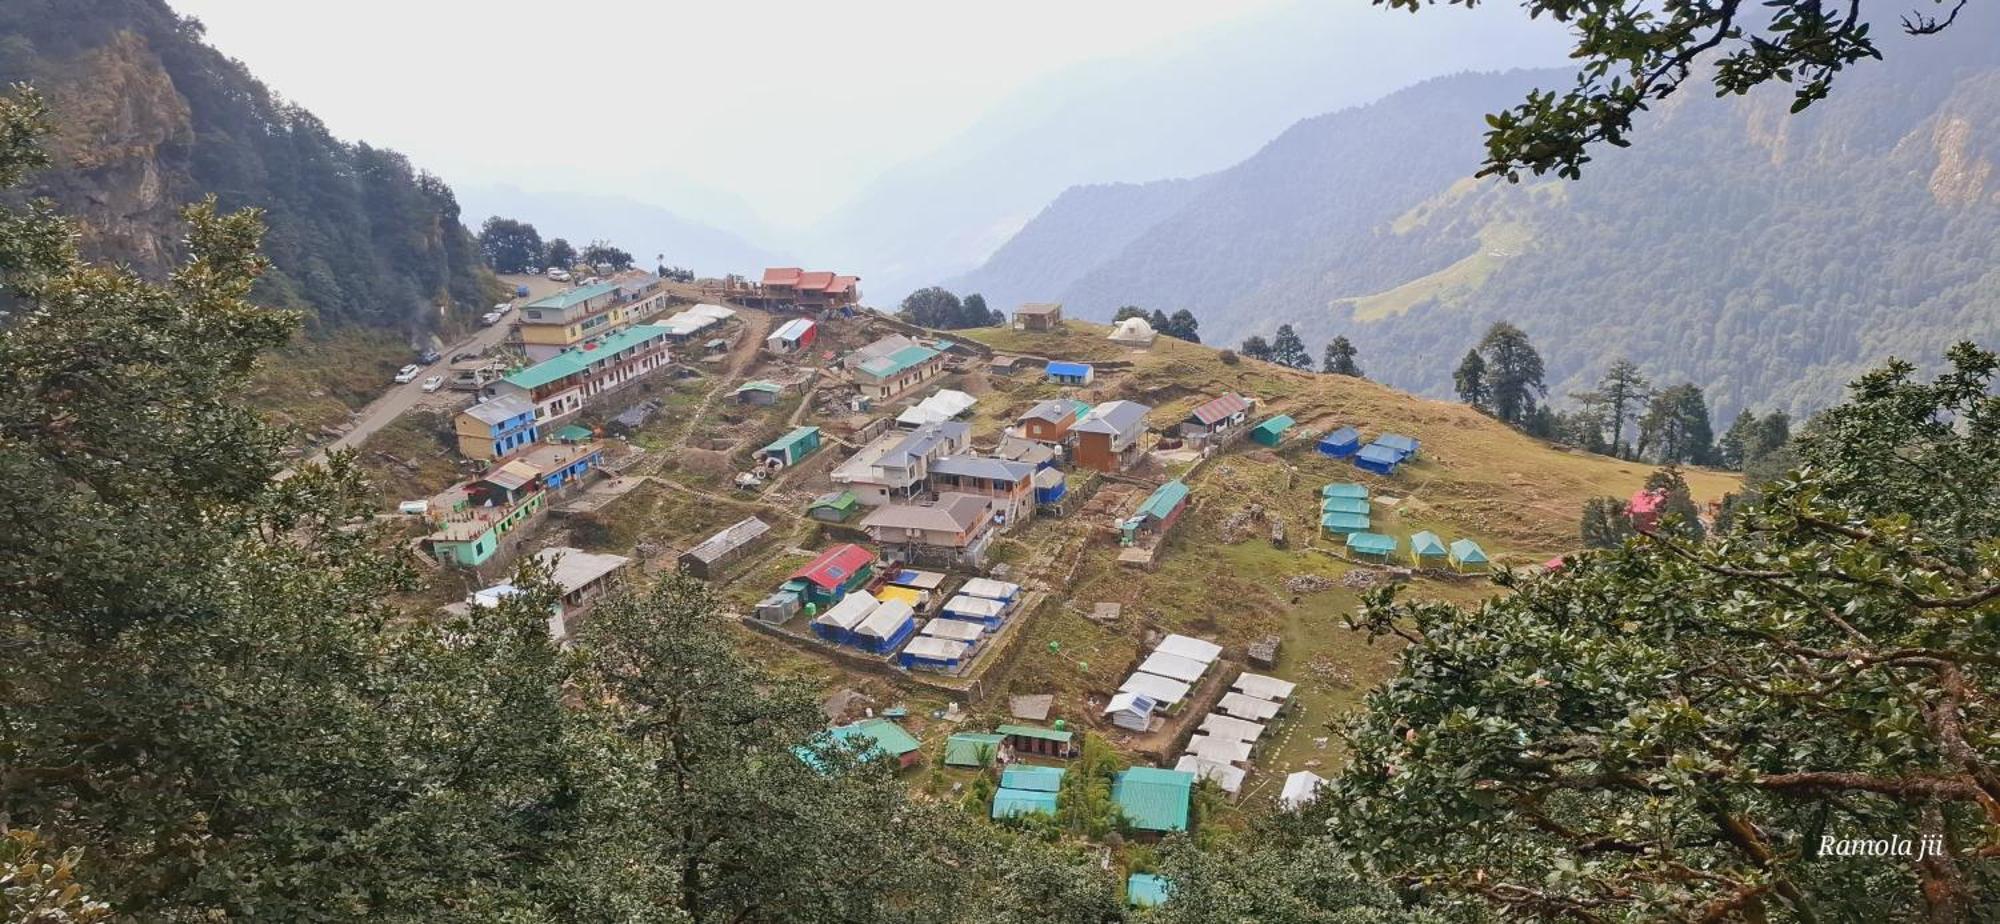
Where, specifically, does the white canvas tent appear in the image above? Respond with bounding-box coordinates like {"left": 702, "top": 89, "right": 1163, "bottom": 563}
{"left": 941, "top": 594, "right": 1007, "bottom": 622}
{"left": 1174, "top": 755, "right": 1246, "bottom": 795}
{"left": 1232, "top": 672, "right": 1297, "bottom": 703}
{"left": 921, "top": 618, "right": 986, "bottom": 643}
{"left": 1215, "top": 692, "right": 1282, "bottom": 722}
{"left": 1108, "top": 316, "right": 1157, "bottom": 346}
{"left": 856, "top": 600, "right": 915, "bottom": 643}
{"left": 1280, "top": 771, "right": 1327, "bottom": 810}
{"left": 958, "top": 577, "right": 1021, "bottom": 601}
{"left": 1119, "top": 671, "right": 1192, "bottom": 707}
{"left": 1137, "top": 651, "right": 1209, "bottom": 684}
{"left": 1198, "top": 713, "right": 1267, "bottom": 744}
{"left": 1157, "top": 634, "right": 1223, "bottom": 664}
{"left": 896, "top": 389, "right": 978, "bottom": 427}
{"left": 900, "top": 636, "right": 968, "bottom": 664}
{"left": 812, "top": 590, "right": 879, "bottom": 632}
{"left": 1182, "top": 734, "right": 1254, "bottom": 765}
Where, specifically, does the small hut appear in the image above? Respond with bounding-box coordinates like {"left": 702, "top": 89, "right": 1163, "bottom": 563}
{"left": 1249, "top": 414, "right": 1295, "bottom": 447}
{"left": 1315, "top": 426, "right": 1361, "bottom": 457}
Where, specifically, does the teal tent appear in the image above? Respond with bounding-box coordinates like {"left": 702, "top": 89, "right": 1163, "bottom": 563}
{"left": 1449, "top": 538, "right": 1490, "bottom": 570}
{"left": 1321, "top": 482, "right": 1369, "bottom": 500}
{"left": 1345, "top": 531, "right": 1397, "bottom": 559}
{"left": 1409, "top": 530, "right": 1448, "bottom": 564}
{"left": 1320, "top": 496, "right": 1370, "bottom": 515}
{"left": 1320, "top": 512, "right": 1371, "bottom": 535}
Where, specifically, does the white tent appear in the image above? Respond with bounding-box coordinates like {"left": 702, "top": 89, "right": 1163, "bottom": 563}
{"left": 899, "top": 388, "right": 978, "bottom": 427}
{"left": 1157, "top": 634, "right": 1223, "bottom": 665}
{"left": 1108, "top": 316, "right": 1157, "bottom": 346}
{"left": 812, "top": 590, "right": 879, "bottom": 632}
{"left": 1119, "top": 672, "right": 1192, "bottom": 706}
{"left": 857, "top": 600, "right": 916, "bottom": 642}
{"left": 1174, "top": 755, "right": 1246, "bottom": 795}
{"left": 1280, "top": 771, "right": 1327, "bottom": 811}
{"left": 1198, "top": 713, "right": 1267, "bottom": 744}
{"left": 1232, "top": 672, "right": 1297, "bottom": 703}
{"left": 921, "top": 618, "right": 986, "bottom": 643}
{"left": 1182, "top": 734, "right": 1254, "bottom": 765}
{"left": 958, "top": 577, "right": 1021, "bottom": 602}
{"left": 1103, "top": 691, "right": 1158, "bottom": 732}
{"left": 1137, "top": 651, "right": 1209, "bottom": 684}
{"left": 941, "top": 594, "right": 1007, "bottom": 622}
{"left": 901, "top": 636, "right": 969, "bottom": 664}
{"left": 1215, "top": 692, "right": 1282, "bottom": 722}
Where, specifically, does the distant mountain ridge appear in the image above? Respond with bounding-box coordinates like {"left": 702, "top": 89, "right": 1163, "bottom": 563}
{"left": 0, "top": 0, "right": 492, "bottom": 335}
{"left": 956, "top": 24, "right": 2000, "bottom": 419}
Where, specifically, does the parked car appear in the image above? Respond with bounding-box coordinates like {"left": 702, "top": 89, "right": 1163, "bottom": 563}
{"left": 480, "top": 311, "right": 502, "bottom": 326}
{"left": 421, "top": 375, "right": 445, "bottom": 393}
{"left": 547, "top": 269, "right": 571, "bottom": 282}
{"left": 393, "top": 364, "right": 423, "bottom": 384}
{"left": 492, "top": 301, "right": 513, "bottom": 314}
{"left": 451, "top": 352, "right": 480, "bottom": 363}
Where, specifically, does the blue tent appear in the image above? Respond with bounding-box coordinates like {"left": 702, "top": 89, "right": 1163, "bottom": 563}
{"left": 1354, "top": 443, "right": 1402, "bottom": 475}
{"left": 1316, "top": 426, "right": 1361, "bottom": 457}
{"left": 1376, "top": 433, "right": 1420, "bottom": 460}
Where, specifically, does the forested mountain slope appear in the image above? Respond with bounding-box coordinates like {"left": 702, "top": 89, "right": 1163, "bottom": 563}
{"left": 958, "top": 24, "right": 2000, "bottom": 418}
{"left": 0, "top": 0, "right": 492, "bottom": 334}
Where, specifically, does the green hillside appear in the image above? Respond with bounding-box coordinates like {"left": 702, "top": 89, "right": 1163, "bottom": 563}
{"left": 956, "top": 24, "right": 2000, "bottom": 420}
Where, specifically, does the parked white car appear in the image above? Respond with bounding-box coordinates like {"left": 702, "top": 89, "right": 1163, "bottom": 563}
{"left": 421, "top": 375, "right": 445, "bottom": 393}
{"left": 393, "top": 364, "right": 423, "bottom": 384}
{"left": 492, "top": 301, "right": 513, "bottom": 314}
{"left": 480, "top": 311, "right": 503, "bottom": 326}
{"left": 548, "top": 269, "right": 571, "bottom": 282}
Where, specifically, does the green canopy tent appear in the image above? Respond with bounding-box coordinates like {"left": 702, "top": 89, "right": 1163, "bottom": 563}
{"left": 1320, "top": 496, "right": 1370, "bottom": 515}
{"left": 1408, "top": 530, "right": 1448, "bottom": 565}
{"left": 1449, "top": 538, "right": 1490, "bottom": 571}
{"left": 1320, "top": 511, "right": 1371, "bottom": 536}
{"left": 1345, "top": 531, "right": 1398, "bottom": 560}
{"left": 1321, "top": 482, "right": 1369, "bottom": 499}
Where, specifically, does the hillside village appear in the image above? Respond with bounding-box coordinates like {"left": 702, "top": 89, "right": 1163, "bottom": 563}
{"left": 356, "top": 265, "right": 1737, "bottom": 877}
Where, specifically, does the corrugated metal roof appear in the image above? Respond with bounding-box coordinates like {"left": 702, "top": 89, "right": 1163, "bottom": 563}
{"left": 1000, "top": 765, "right": 1067, "bottom": 792}
{"left": 1073, "top": 400, "right": 1149, "bottom": 436}
{"left": 792, "top": 544, "right": 872, "bottom": 590}
{"left": 1113, "top": 767, "right": 1194, "bottom": 831}
{"left": 1252, "top": 414, "right": 1296, "bottom": 435}
{"left": 1187, "top": 393, "right": 1250, "bottom": 426}
{"left": 1321, "top": 496, "right": 1371, "bottom": 515}
{"left": 1045, "top": 361, "right": 1093, "bottom": 378}
{"left": 991, "top": 788, "right": 1058, "bottom": 819}
{"left": 1135, "top": 480, "right": 1189, "bottom": 521}
{"left": 1233, "top": 672, "right": 1297, "bottom": 703}
{"left": 503, "top": 324, "right": 670, "bottom": 390}
{"left": 683, "top": 517, "right": 771, "bottom": 564}
{"left": 997, "top": 723, "right": 1072, "bottom": 743}
{"left": 463, "top": 393, "right": 536, "bottom": 426}
{"left": 944, "top": 732, "right": 1006, "bottom": 767}
{"left": 525, "top": 281, "right": 619, "bottom": 311}
{"left": 1321, "top": 482, "right": 1370, "bottom": 499}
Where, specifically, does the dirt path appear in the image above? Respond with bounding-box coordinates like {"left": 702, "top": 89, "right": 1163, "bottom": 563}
{"left": 667, "top": 306, "right": 774, "bottom": 453}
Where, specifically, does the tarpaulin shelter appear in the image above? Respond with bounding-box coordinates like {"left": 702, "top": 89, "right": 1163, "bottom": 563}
{"left": 1321, "top": 482, "right": 1369, "bottom": 499}
{"left": 1319, "top": 511, "right": 1371, "bottom": 535}
{"left": 1316, "top": 426, "right": 1360, "bottom": 457}
{"left": 1320, "top": 495, "right": 1370, "bottom": 515}
{"left": 1449, "top": 538, "right": 1490, "bottom": 571}
{"left": 1345, "top": 531, "right": 1398, "bottom": 560}
{"left": 1408, "top": 530, "right": 1448, "bottom": 564}
{"left": 1353, "top": 443, "right": 1402, "bottom": 475}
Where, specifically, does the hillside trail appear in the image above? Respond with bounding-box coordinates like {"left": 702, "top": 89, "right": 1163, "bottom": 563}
{"left": 664, "top": 305, "right": 774, "bottom": 456}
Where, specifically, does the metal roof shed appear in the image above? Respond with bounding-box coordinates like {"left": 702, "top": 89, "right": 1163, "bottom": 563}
{"left": 1249, "top": 414, "right": 1295, "bottom": 446}
{"left": 1198, "top": 713, "right": 1267, "bottom": 743}
{"left": 1215, "top": 692, "right": 1282, "bottom": 722}
{"left": 1113, "top": 767, "right": 1195, "bottom": 832}
{"left": 991, "top": 788, "right": 1059, "bottom": 819}
{"left": 1120, "top": 672, "right": 1192, "bottom": 706}
{"left": 1137, "top": 651, "right": 1209, "bottom": 683}
{"left": 944, "top": 732, "right": 1007, "bottom": 767}
{"left": 1155, "top": 634, "right": 1223, "bottom": 664}
{"left": 958, "top": 577, "right": 1021, "bottom": 602}
{"left": 1001, "top": 765, "right": 1067, "bottom": 792}
{"left": 757, "top": 426, "right": 822, "bottom": 467}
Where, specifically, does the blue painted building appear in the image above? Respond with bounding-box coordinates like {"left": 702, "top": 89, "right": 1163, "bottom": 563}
{"left": 454, "top": 394, "right": 542, "bottom": 461}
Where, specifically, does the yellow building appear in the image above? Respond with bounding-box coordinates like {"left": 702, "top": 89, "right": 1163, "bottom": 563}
{"left": 515, "top": 272, "right": 670, "bottom": 361}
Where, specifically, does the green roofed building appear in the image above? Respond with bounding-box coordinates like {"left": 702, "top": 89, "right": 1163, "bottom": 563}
{"left": 1321, "top": 482, "right": 1369, "bottom": 499}
{"left": 554, "top": 424, "right": 595, "bottom": 443}
{"left": 1449, "top": 538, "right": 1490, "bottom": 571}
{"left": 757, "top": 426, "right": 821, "bottom": 467}
{"left": 1249, "top": 414, "right": 1296, "bottom": 447}
{"left": 999, "top": 723, "right": 1075, "bottom": 758}
{"left": 992, "top": 787, "right": 1059, "bottom": 819}
{"left": 1409, "top": 530, "right": 1448, "bottom": 564}
{"left": 807, "top": 490, "right": 860, "bottom": 523}
{"left": 1127, "top": 873, "right": 1172, "bottom": 908}
{"left": 1345, "top": 531, "right": 1398, "bottom": 560}
{"left": 1320, "top": 495, "right": 1370, "bottom": 515}
{"left": 1113, "top": 766, "right": 1195, "bottom": 832}
{"left": 502, "top": 323, "right": 672, "bottom": 391}
{"left": 1320, "top": 511, "right": 1371, "bottom": 536}
{"left": 944, "top": 732, "right": 1006, "bottom": 767}
{"left": 828, "top": 718, "right": 921, "bottom": 768}
{"left": 1001, "top": 764, "right": 1067, "bottom": 792}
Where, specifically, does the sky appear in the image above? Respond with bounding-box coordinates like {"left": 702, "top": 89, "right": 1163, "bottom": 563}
{"left": 172, "top": 0, "right": 1298, "bottom": 229}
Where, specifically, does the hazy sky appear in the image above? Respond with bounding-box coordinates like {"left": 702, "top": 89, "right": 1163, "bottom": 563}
{"left": 173, "top": 0, "right": 1305, "bottom": 227}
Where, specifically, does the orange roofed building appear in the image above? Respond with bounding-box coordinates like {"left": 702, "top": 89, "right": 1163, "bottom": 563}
{"left": 759, "top": 267, "right": 861, "bottom": 312}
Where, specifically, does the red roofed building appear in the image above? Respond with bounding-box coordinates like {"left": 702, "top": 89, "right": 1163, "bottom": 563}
{"left": 1179, "top": 393, "right": 1254, "bottom": 444}
{"left": 785, "top": 543, "right": 877, "bottom": 605}
{"left": 755, "top": 267, "right": 861, "bottom": 312}
{"left": 1627, "top": 489, "right": 1665, "bottom": 532}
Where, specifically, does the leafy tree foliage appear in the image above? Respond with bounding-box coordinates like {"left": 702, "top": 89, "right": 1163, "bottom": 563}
{"left": 581, "top": 239, "right": 634, "bottom": 271}
{"left": 900, "top": 286, "right": 998, "bottom": 329}
{"left": 1636, "top": 382, "right": 1716, "bottom": 465}
{"left": 477, "top": 216, "right": 544, "bottom": 273}
{"left": 1163, "top": 309, "right": 1201, "bottom": 344}
{"left": 1327, "top": 343, "right": 2000, "bottom": 920}
{"left": 1573, "top": 358, "right": 1649, "bottom": 457}
{"left": 1321, "top": 335, "right": 1361, "bottom": 377}
{"left": 543, "top": 237, "right": 577, "bottom": 271}
{"left": 1113, "top": 305, "right": 1149, "bottom": 323}
{"left": 1375, "top": 0, "right": 1960, "bottom": 181}
{"left": 1474, "top": 321, "right": 1546, "bottom": 426}
{"left": 1452, "top": 348, "right": 1488, "bottom": 411}
{"left": 1239, "top": 335, "right": 1274, "bottom": 362}
{"left": 1270, "top": 324, "right": 1313, "bottom": 370}
{"left": 1577, "top": 496, "right": 1633, "bottom": 549}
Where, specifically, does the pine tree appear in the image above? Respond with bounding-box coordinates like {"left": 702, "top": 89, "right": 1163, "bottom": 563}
{"left": 1165, "top": 309, "right": 1201, "bottom": 343}
{"left": 1239, "top": 335, "right": 1274, "bottom": 361}
{"left": 1453, "top": 348, "right": 1489, "bottom": 411}
{"left": 1717, "top": 409, "right": 1759, "bottom": 469}
{"left": 1476, "top": 321, "right": 1547, "bottom": 426}
{"left": 1270, "top": 324, "right": 1313, "bottom": 370}
{"left": 1576, "top": 358, "right": 1650, "bottom": 456}
{"left": 1321, "top": 335, "right": 1362, "bottom": 376}
{"left": 1636, "top": 383, "right": 1716, "bottom": 465}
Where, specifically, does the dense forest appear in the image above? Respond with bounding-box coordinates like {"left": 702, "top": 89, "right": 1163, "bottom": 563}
{"left": 0, "top": 0, "right": 493, "bottom": 335}
{"left": 954, "top": 22, "right": 2000, "bottom": 420}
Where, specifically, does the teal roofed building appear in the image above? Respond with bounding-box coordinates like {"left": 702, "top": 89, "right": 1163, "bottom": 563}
{"left": 1249, "top": 414, "right": 1296, "bottom": 446}
{"left": 992, "top": 787, "right": 1059, "bottom": 819}
{"left": 489, "top": 322, "right": 676, "bottom": 425}
{"left": 1409, "top": 530, "right": 1448, "bottom": 564}
{"left": 1320, "top": 511, "right": 1371, "bottom": 536}
{"left": 944, "top": 732, "right": 1006, "bottom": 767}
{"left": 847, "top": 334, "right": 945, "bottom": 399}
{"left": 1000, "top": 764, "right": 1067, "bottom": 792}
{"left": 1113, "top": 766, "right": 1195, "bottom": 833}
{"left": 799, "top": 718, "right": 922, "bottom": 772}
{"left": 1321, "top": 483, "right": 1369, "bottom": 499}
{"left": 757, "top": 426, "right": 822, "bottom": 468}
{"left": 1121, "top": 479, "right": 1190, "bottom": 544}
{"left": 1320, "top": 495, "right": 1370, "bottom": 515}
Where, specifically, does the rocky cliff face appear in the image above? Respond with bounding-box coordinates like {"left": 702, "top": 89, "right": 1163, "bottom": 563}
{"left": 35, "top": 30, "right": 191, "bottom": 272}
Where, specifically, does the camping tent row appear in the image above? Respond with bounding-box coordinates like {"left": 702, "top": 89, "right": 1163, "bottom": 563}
{"left": 896, "top": 388, "right": 978, "bottom": 428}
{"left": 898, "top": 636, "right": 971, "bottom": 672}
{"left": 1173, "top": 754, "right": 1247, "bottom": 796}
{"left": 941, "top": 593, "right": 1010, "bottom": 630}
{"left": 1317, "top": 488, "right": 1374, "bottom": 536}
{"left": 1345, "top": 531, "right": 1398, "bottom": 560}
{"left": 662, "top": 302, "right": 736, "bottom": 338}
{"left": 1353, "top": 432, "right": 1421, "bottom": 476}
{"left": 1179, "top": 708, "right": 1268, "bottom": 771}
{"left": 809, "top": 590, "right": 917, "bottom": 654}
{"left": 1108, "top": 634, "right": 1225, "bottom": 729}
